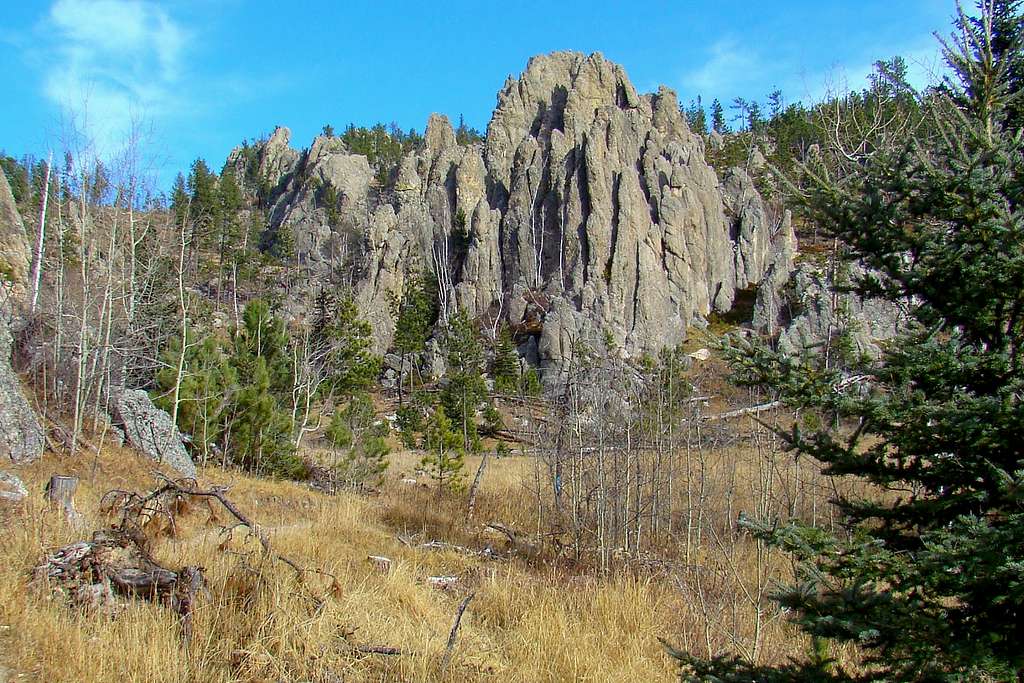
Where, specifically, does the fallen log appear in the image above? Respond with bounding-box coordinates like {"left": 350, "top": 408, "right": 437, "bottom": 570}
{"left": 702, "top": 401, "right": 782, "bottom": 422}
{"left": 367, "top": 555, "right": 393, "bottom": 574}
{"left": 440, "top": 593, "right": 475, "bottom": 672}
{"left": 355, "top": 645, "right": 403, "bottom": 656}
{"left": 484, "top": 522, "right": 544, "bottom": 559}
{"left": 426, "top": 575, "right": 460, "bottom": 591}
{"left": 114, "top": 473, "right": 338, "bottom": 588}
{"left": 34, "top": 473, "right": 337, "bottom": 642}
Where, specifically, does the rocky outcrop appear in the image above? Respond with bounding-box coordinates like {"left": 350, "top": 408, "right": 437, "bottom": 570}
{"left": 0, "top": 170, "right": 31, "bottom": 299}
{"left": 112, "top": 390, "right": 196, "bottom": 478}
{"left": 755, "top": 259, "right": 905, "bottom": 357}
{"left": 232, "top": 52, "right": 795, "bottom": 377}
{"left": 0, "top": 317, "right": 44, "bottom": 464}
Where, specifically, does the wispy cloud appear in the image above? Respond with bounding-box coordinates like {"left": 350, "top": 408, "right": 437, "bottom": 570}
{"left": 681, "top": 38, "right": 766, "bottom": 99}
{"left": 41, "top": 0, "right": 188, "bottom": 157}
{"left": 680, "top": 35, "right": 945, "bottom": 113}
{"left": 793, "top": 45, "right": 946, "bottom": 104}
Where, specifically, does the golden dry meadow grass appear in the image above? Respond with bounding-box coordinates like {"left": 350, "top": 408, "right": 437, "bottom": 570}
{"left": 0, "top": 442, "right": 815, "bottom": 682}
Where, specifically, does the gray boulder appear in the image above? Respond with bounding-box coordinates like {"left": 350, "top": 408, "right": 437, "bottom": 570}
{"left": 112, "top": 390, "right": 196, "bottom": 478}
{"left": 0, "top": 317, "right": 44, "bottom": 464}
{"left": 0, "top": 470, "right": 28, "bottom": 502}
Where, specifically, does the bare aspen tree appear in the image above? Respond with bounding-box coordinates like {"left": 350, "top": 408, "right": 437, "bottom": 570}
{"left": 169, "top": 200, "right": 192, "bottom": 430}
{"left": 29, "top": 150, "right": 52, "bottom": 313}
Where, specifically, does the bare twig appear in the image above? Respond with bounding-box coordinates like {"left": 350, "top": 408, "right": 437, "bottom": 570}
{"left": 112, "top": 473, "right": 338, "bottom": 589}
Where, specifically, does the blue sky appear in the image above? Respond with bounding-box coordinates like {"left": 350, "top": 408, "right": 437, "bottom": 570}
{"left": 1, "top": 1, "right": 954, "bottom": 192}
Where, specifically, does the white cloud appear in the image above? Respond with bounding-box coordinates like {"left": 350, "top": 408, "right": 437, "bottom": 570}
{"left": 41, "top": 0, "right": 187, "bottom": 157}
{"left": 681, "top": 38, "right": 765, "bottom": 98}
{"left": 680, "top": 35, "right": 946, "bottom": 115}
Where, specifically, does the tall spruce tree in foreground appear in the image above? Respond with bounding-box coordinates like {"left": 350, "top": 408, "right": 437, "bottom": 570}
{"left": 669, "top": 5, "right": 1024, "bottom": 681}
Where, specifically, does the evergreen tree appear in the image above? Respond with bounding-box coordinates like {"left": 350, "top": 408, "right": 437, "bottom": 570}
{"left": 966, "top": 0, "right": 1023, "bottom": 128}
{"left": 340, "top": 122, "right": 424, "bottom": 187}
{"left": 420, "top": 405, "right": 465, "bottom": 497}
{"left": 492, "top": 326, "right": 520, "bottom": 395}
{"left": 455, "top": 114, "right": 485, "bottom": 145}
{"left": 671, "top": 7, "right": 1024, "bottom": 681}
{"left": 521, "top": 367, "right": 543, "bottom": 397}
{"left": 170, "top": 172, "right": 189, "bottom": 229}
{"left": 311, "top": 292, "right": 380, "bottom": 398}
{"left": 217, "top": 167, "right": 244, "bottom": 300}
{"left": 153, "top": 332, "right": 235, "bottom": 463}
{"left": 684, "top": 96, "right": 708, "bottom": 135}
{"left": 391, "top": 270, "right": 439, "bottom": 401}
{"left": 441, "top": 309, "right": 486, "bottom": 451}
{"left": 222, "top": 300, "right": 302, "bottom": 477}
{"left": 766, "top": 89, "right": 784, "bottom": 120}
{"left": 0, "top": 155, "right": 29, "bottom": 204}
{"left": 710, "top": 98, "right": 728, "bottom": 133}
{"left": 270, "top": 224, "right": 295, "bottom": 261}
{"left": 232, "top": 299, "right": 292, "bottom": 399}
{"left": 187, "top": 158, "right": 219, "bottom": 237}
{"left": 319, "top": 182, "right": 341, "bottom": 228}
{"left": 229, "top": 356, "right": 303, "bottom": 479}
{"left": 327, "top": 393, "right": 390, "bottom": 487}
{"left": 731, "top": 97, "right": 763, "bottom": 133}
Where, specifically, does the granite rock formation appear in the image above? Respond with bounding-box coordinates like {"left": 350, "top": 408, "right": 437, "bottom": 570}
{"left": 229, "top": 52, "right": 797, "bottom": 377}
{"left": 754, "top": 258, "right": 906, "bottom": 358}
{"left": 0, "top": 316, "right": 44, "bottom": 464}
{"left": 0, "top": 170, "right": 31, "bottom": 303}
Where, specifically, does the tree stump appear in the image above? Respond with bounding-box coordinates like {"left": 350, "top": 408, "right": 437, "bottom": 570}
{"left": 45, "top": 475, "right": 81, "bottom": 523}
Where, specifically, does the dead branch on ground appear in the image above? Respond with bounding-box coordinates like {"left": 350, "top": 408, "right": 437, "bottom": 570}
{"left": 440, "top": 592, "right": 475, "bottom": 672}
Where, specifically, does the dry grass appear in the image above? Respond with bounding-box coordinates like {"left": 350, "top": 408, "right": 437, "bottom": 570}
{"left": 0, "top": 449, "right": 690, "bottom": 682}
{"left": 0, "top": 436, "right": 826, "bottom": 682}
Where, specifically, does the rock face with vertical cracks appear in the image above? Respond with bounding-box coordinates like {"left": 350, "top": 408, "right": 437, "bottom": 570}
{"left": 228, "top": 52, "right": 795, "bottom": 378}
{"left": 0, "top": 170, "right": 31, "bottom": 304}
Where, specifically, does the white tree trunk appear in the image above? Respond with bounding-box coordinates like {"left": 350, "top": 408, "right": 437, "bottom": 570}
{"left": 29, "top": 151, "right": 53, "bottom": 313}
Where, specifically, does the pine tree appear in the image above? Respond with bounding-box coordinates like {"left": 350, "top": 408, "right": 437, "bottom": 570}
{"left": 327, "top": 393, "right": 390, "bottom": 487}
{"left": 710, "top": 98, "right": 728, "bottom": 134}
{"left": 217, "top": 167, "right": 244, "bottom": 301}
{"left": 671, "top": 6, "right": 1024, "bottom": 681}
{"left": 420, "top": 406, "right": 465, "bottom": 497}
{"left": 170, "top": 172, "right": 189, "bottom": 229}
{"left": 187, "top": 158, "right": 219, "bottom": 238}
{"left": 0, "top": 155, "right": 29, "bottom": 204}
{"left": 229, "top": 356, "right": 302, "bottom": 479}
{"left": 153, "top": 331, "right": 235, "bottom": 463}
{"left": 492, "top": 326, "right": 520, "bottom": 395}
{"left": 441, "top": 309, "right": 486, "bottom": 451}
{"left": 312, "top": 293, "right": 380, "bottom": 398}
{"left": 968, "top": 0, "right": 1023, "bottom": 128}
{"left": 684, "top": 96, "right": 708, "bottom": 135}
{"left": 392, "top": 270, "right": 438, "bottom": 401}
{"left": 232, "top": 299, "right": 292, "bottom": 399}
